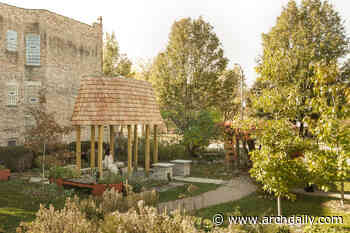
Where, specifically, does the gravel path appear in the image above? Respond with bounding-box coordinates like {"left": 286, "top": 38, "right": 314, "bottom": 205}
{"left": 157, "top": 175, "right": 257, "bottom": 213}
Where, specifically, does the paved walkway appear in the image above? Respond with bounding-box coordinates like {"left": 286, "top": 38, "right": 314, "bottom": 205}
{"left": 173, "top": 176, "right": 227, "bottom": 185}
{"left": 157, "top": 175, "right": 257, "bottom": 213}
{"left": 292, "top": 188, "right": 350, "bottom": 200}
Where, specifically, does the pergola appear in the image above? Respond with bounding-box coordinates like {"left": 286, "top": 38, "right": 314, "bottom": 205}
{"left": 71, "top": 75, "right": 163, "bottom": 178}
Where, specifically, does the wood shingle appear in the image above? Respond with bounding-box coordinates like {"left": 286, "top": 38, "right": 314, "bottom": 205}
{"left": 71, "top": 75, "right": 163, "bottom": 126}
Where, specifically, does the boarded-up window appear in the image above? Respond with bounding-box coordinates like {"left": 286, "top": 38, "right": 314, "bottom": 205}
{"left": 26, "top": 34, "right": 40, "bottom": 66}
{"left": 6, "top": 30, "right": 17, "bottom": 51}
{"left": 8, "top": 85, "right": 18, "bottom": 106}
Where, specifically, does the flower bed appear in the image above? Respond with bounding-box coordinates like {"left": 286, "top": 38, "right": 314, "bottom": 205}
{"left": 49, "top": 178, "right": 123, "bottom": 196}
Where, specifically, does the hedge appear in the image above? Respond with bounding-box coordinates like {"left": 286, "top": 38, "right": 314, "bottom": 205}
{"left": 0, "top": 146, "right": 34, "bottom": 172}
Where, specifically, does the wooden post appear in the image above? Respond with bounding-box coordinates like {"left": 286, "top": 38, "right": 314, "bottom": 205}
{"left": 145, "top": 124, "right": 150, "bottom": 176}
{"left": 153, "top": 125, "right": 158, "bottom": 164}
{"left": 76, "top": 125, "right": 81, "bottom": 175}
{"left": 127, "top": 125, "right": 132, "bottom": 176}
{"left": 98, "top": 125, "right": 103, "bottom": 178}
{"left": 134, "top": 125, "right": 138, "bottom": 170}
{"left": 90, "top": 125, "right": 95, "bottom": 168}
{"left": 110, "top": 125, "right": 115, "bottom": 161}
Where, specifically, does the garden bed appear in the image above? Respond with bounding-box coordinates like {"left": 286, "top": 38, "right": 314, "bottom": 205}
{"left": 49, "top": 178, "right": 123, "bottom": 196}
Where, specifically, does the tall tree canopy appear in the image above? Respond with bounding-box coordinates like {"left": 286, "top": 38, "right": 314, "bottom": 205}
{"left": 152, "top": 17, "right": 228, "bottom": 131}
{"left": 247, "top": 0, "right": 350, "bottom": 213}
{"left": 254, "top": 0, "right": 349, "bottom": 135}
{"left": 151, "top": 17, "right": 231, "bottom": 155}
{"left": 103, "top": 32, "right": 133, "bottom": 77}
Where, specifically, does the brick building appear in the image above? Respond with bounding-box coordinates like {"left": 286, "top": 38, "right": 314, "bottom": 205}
{"left": 0, "top": 3, "right": 103, "bottom": 146}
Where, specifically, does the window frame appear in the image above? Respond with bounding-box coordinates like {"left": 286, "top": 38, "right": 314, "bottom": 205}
{"left": 26, "top": 33, "right": 41, "bottom": 66}
{"left": 6, "top": 30, "right": 18, "bottom": 52}
{"left": 7, "top": 85, "right": 18, "bottom": 106}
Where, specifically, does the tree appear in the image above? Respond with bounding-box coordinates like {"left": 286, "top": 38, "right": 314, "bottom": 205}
{"left": 215, "top": 69, "right": 241, "bottom": 121}
{"left": 249, "top": 0, "right": 349, "bottom": 214}
{"left": 151, "top": 17, "right": 228, "bottom": 155}
{"left": 305, "top": 62, "right": 350, "bottom": 207}
{"left": 244, "top": 118, "right": 310, "bottom": 215}
{"left": 254, "top": 0, "right": 349, "bottom": 136}
{"left": 181, "top": 110, "right": 220, "bottom": 156}
{"left": 103, "top": 32, "right": 133, "bottom": 77}
{"left": 23, "top": 89, "right": 72, "bottom": 178}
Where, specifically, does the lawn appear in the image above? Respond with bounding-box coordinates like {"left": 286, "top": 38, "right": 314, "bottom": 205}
{"left": 190, "top": 161, "right": 237, "bottom": 180}
{"left": 158, "top": 182, "right": 221, "bottom": 203}
{"left": 0, "top": 180, "right": 65, "bottom": 233}
{"left": 192, "top": 192, "right": 350, "bottom": 231}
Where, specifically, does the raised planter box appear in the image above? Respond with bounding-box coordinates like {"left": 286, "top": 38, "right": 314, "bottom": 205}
{"left": 151, "top": 163, "right": 174, "bottom": 180}
{"left": 0, "top": 169, "right": 10, "bottom": 181}
{"left": 49, "top": 178, "right": 123, "bottom": 196}
{"left": 170, "top": 160, "right": 192, "bottom": 177}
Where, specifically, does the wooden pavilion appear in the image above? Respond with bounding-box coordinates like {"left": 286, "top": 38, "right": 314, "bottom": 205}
{"left": 71, "top": 75, "right": 163, "bottom": 178}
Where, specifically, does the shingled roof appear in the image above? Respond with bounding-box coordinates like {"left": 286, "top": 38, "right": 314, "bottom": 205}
{"left": 71, "top": 75, "right": 163, "bottom": 126}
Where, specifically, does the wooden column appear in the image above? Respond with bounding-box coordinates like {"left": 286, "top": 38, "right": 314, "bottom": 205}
{"left": 134, "top": 125, "right": 138, "bottom": 170}
{"left": 153, "top": 125, "right": 158, "bottom": 164}
{"left": 90, "top": 125, "right": 95, "bottom": 168}
{"left": 98, "top": 125, "right": 103, "bottom": 178}
{"left": 127, "top": 125, "right": 132, "bottom": 175}
{"left": 76, "top": 125, "right": 81, "bottom": 175}
{"left": 145, "top": 124, "right": 150, "bottom": 176}
{"left": 110, "top": 125, "right": 115, "bottom": 161}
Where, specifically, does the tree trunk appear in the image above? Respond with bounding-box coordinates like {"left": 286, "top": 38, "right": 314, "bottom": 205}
{"left": 235, "top": 135, "right": 240, "bottom": 169}
{"left": 277, "top": 195, "right": 282, "bottom": 216}
{"left": 299, "top": 122, "right": 304, "bottom": 137}
{"left": 340, "top": 181, "right": 345, "bottom": 207}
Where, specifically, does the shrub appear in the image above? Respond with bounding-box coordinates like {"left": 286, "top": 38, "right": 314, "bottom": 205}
{"left": 0, "top": 146, "right": 34, "bottom": 172}
{"left": 34, "top": 155, "right": 63, "bottom": 169}
{"left": 48, "top": 166, "right": 80, "bottom": 179}
{"left": 0, "top": 164, "right": 6, "bottom": 170}
{"left": 16, "top": 197, "right": 99, "bottom": 233}
{"left": 97, "top": 172, "right": 124, "bottom": 184}
{"left": 75, "top": 188, "right": 158, "bottom": 220}
{"left": 303, "top": 225, "right": 350, "bottom": 233}
{"left": 18, "top": 193, "right": 244, "bottom": 233}
{"left": 21, "top": 183, "right": 75, "bottom": 207}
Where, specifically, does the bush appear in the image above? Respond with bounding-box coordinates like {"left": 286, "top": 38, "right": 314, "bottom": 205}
{"left": 0, "top": 164, "right": 6, "bottom": 170}
{"left": 0, "top": 146, "right": 34, "bottom": 172}
{"left": 303, "top": 225, "right": 350, "bottom": 233}
{"left": 34, "top": 155, "right": 63, "bottom": 169}
{"left": 97, "top": 172, "right": 124, "bottom": 184}
{"left": 16, "top": 197, "right": 99, "bottom": 233}
{"left": 21, "top": 183, "right": 75, "bottom": 207}
{"left": 48, "top": 166, "right": 80, "bottom": 179}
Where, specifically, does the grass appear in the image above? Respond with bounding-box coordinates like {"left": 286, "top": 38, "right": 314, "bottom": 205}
{"left": 158, "top": 182, "right": 221, "bottom": 203}
{"left": 0, "top": 180, "right": 63, "bottom": 233}
{"left": 192, "top": 192, "right": 350, "bottom": 231}
{"left": 190, "top": 162, "right": 235, "bottom": 180}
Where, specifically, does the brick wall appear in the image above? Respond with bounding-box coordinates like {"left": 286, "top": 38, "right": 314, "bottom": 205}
{"left": 0, "top": 3, "right": 102, "bottom": 146}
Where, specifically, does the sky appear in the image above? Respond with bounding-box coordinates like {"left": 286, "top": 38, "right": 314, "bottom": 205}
{"left": 2, "top": 0, "right": 350, "bottom": 87}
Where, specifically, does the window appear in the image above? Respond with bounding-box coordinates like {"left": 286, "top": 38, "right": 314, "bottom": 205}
{"left": 6, "top": 30, "right": 17, "bottom": 51}
{"left": 29, "top": 97, "right": 38, "bottom": 103}
{"left": 8, "top": 139, "right": 17, "bottom": 147}
{"left": 7, "top": 85, "right": 18, "bottom": 106}
{"left": 26, "top": 34, "right": 40, "bottom": 66}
